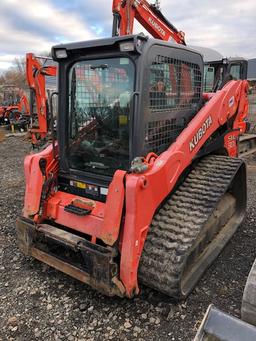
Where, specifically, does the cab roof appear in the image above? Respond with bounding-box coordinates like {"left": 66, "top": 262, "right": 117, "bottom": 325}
{"left": 52, "top": 34, "right": 203, "bottom": 61}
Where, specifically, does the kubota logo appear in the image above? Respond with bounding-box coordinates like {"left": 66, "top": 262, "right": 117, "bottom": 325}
{"left": 189, "top": 116, "right": 213, "bottom": 152}
{"left": 148, "top": 17, "right": 166, "bottom": 37}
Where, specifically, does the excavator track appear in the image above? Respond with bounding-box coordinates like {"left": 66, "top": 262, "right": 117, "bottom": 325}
{"left": 138, "top": 155, "right": 246, "bottom": 299}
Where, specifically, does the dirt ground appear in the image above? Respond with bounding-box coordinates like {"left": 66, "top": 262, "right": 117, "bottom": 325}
{"left": 0, "top": 128, "right": 256, "bottom": 341}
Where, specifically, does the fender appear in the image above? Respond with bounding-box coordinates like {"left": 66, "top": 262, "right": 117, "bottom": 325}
{"left": 23, "top": 144, "right": 58, "bottom": 217}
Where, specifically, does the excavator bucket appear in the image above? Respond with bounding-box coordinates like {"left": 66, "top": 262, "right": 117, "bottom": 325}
{"left": 242, "top": 258, "right": 256, "bottom": 326}
{"left": 194, "top": 305, "right": 256, "bottom": 341}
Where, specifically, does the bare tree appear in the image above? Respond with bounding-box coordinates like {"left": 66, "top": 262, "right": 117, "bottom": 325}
{"left": 13, "top": 56, "right": 26, "bottom": 75}
{"left": 0, "top": 57, "right": 26, "bottom": 89}
{"left": 0, "top": 51, "right": 51, "bottom": 93}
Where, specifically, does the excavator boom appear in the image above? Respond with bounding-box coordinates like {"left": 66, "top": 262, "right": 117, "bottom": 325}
{"left": 112, "top": 0, "right": 185, "bottom": 44}
{"left": 26, "top": 53, "right": 57, "bottom": 146}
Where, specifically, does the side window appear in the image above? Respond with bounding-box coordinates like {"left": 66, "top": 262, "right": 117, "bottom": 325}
{"left": 204, "top": 66, "right": 215, "bottom": 92}
{"left": 230, "top": 64, "right": 241, "bottom": 80}
{"left": 145, "top": 55, "right": 202, "bottom": 155}
{"left": 149, "top": 55, "right": 201, "bottom": 113}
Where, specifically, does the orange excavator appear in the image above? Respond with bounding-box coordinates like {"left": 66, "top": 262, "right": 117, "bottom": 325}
{"left": 0, "top": 86, "right": 29, "bottom": 128}
{"left": 16, "top": 0, "right": 251, "bottom": 306}
{"left": 26, "top": 53, "right": 57, "bottom": 147}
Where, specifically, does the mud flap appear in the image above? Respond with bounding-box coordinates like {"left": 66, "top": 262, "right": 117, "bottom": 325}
{"left": 194, "top": 304, "right": 256, "bottom": 341}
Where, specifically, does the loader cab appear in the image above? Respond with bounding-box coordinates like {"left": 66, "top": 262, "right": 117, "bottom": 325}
{"left": 204, "top": 58, "right": 248, "bottom": 92}
{"left": 52, "top": 35, "right": 203, "bottom": 202}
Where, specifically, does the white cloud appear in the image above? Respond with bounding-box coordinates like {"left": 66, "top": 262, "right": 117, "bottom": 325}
{"left": 0, "top": 0, "right": 95, "bottom": 67}
{"left": 1, "top": 0, "right": 94, "bottom": 42}
{"left": 0, "top": 0, "right": 255, "bottom": 70}
{"left": 160, "top": 0, "right": 256, "bottom": 58}
{"left": 120, "top": 0, "right": 256, "bottom": 59}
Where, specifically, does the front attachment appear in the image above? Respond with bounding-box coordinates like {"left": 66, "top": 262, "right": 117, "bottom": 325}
{"left": 16, "top": 217, "right": 125, "bottom": 297}
{"left": 194, "top": 305, "right": 256, "bottom": 341}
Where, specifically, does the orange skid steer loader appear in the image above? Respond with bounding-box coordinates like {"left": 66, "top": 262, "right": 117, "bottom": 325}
{"left": 17, "top": 33, "right": 249, "bottom": 299}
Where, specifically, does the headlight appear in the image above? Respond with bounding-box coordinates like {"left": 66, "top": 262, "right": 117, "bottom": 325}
{"left": 119, "top": 42, "right": 135, "bottom": 52}
{"left": 55, "top": 49, "right": 67, "bottom": 59}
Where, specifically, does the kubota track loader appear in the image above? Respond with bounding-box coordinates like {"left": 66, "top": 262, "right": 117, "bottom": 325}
{"left": 16, "top": 33, "right": 249, "bottom": 299}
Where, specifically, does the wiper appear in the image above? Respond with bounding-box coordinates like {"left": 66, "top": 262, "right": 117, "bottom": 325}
{"left": 90, "top": 64, "right": 109, "bottom": 70}
{"left": 84, "top": 162, "right": 110, "bottom": 170}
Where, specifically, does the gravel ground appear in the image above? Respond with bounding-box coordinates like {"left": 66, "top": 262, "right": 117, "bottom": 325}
{"left": 1, "top": 128, "right": 256, "bottom": 341}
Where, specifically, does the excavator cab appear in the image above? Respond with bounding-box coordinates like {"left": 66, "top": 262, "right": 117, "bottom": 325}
{"left": 53, "top": 35, "right": 203, "bottom": 198}
{"left": 204, "top": 57, "right": 248, "bottom": 92}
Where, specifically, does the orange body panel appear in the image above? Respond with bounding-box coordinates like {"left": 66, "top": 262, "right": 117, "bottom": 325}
{"left": 23, "top": 144, "right": 56, "bottom": 217}
{"left": 47, "top": 191, "right": 105, "bottom": 240}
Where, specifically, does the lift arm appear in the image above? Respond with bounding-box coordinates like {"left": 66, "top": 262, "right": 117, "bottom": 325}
{"left": 26, "top": 53, "right": 57, "bottom": 145}
{"left": 112, "top": 0, "right": 185, "bottom": 45}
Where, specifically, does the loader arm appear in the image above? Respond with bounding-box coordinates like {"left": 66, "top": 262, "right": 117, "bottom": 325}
{"left": 121, "top": 79, "right": 248, "bottom": 296}
{"left": 112, "top": 0, "right": 185, "bottom": 44}
{"left": 26, "top": 53, "right": 57, "bottom": 146}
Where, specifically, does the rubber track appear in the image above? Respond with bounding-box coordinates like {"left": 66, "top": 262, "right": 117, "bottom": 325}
{"left": 138, "top": 155, "right": 243, "bottom": 299}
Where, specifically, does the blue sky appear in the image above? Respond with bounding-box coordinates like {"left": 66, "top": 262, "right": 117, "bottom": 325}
{"left": 0, "top": 0, "right": 255, "bottom": 71}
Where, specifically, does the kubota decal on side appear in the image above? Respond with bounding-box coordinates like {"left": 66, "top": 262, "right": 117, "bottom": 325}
{"left": 148, "top": 17, "right": 166, "bottom": 37}
{"left": 189, "top": 116, "right": 213, "bottom": 152}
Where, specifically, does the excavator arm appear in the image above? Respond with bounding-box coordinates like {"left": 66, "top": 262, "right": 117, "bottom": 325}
{"left": 112, "top": 0, "right": 185, "bottom": 45}
{"left": 26, "top": 53, "right": 57, "bottom": 146}
{"left": 18, "top": 91, "right": 29, "bottom": 114}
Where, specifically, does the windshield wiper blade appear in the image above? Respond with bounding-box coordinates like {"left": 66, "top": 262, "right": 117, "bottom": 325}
{"left": 84, "top": 162, "right": 110, "bottom": 170}
{"left": 90, "top": 64, "right": 109, "bottom": 70}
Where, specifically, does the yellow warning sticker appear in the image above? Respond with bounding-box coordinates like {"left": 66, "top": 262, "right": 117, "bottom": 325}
{"left": 119, "top": 115, "right": 128, "bottom": 125}
{"left": 70, "top": 180, "right": 87, "bottom": 189}
{"left": 76, "top": 181, "right": 86, "bottom": 189}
